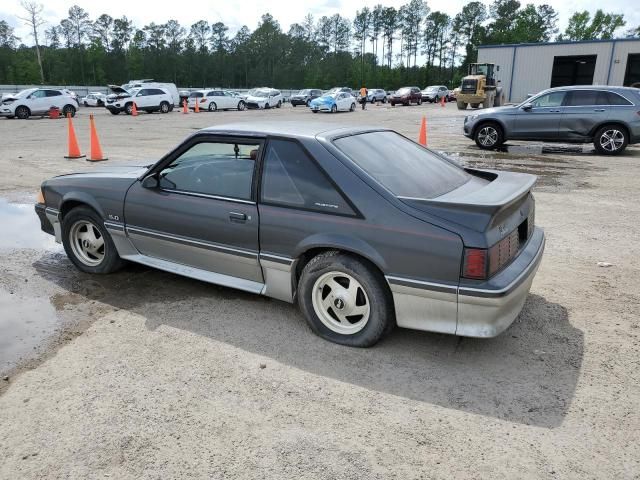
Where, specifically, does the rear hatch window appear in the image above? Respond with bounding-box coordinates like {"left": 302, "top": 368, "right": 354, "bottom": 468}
{"left": 189, "top": 92, "right": 204, "bottom": 98}
{"left": 334, "top": 131, "right": 471, "bottom": 199}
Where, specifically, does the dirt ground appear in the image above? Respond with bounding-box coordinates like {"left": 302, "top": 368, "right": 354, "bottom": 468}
{"left": 0, "top": 103, "right": 639, "bottom": 479}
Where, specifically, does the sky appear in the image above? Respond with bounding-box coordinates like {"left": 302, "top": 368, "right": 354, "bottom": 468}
{"left": 1, "top": 0, "right": 637, "bottom": 46}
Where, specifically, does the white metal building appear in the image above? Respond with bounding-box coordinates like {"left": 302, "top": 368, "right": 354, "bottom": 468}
{"left": 477, "top": 38, "right": 640, "bottom": 103}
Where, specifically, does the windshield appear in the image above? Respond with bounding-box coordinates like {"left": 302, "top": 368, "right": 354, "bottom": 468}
{"left": 15, "top": 89, "right": 37, "bottom": 98}
{"left": 470, "top": 64, "right": 488, "bottom": 76}
{"left": 253, "top": 91, "right": 271, "bottom": 98}
{"left": 321, "top": 93, "right": 337, "bottom": 99}
{"left": 334, "top": 131, "right": 471, "bottom": 199}
{"left": 397, "top": 88, "right": 410, "bottom": 94}
{"left": 424, "top": 86, "right": 438, "bottom": 92}
{"left": 298, "top": 89, "right": 310, "bottom": 95}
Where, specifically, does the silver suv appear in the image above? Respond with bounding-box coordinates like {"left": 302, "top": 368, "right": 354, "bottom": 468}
{"left": 463, "top": 86, "right": 640, "bottom": 155}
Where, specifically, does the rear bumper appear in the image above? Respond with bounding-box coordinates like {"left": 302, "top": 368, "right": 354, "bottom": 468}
{"left": 456, "top": 227, "right": 545, "bottom": 337}
{"left": 386, "top": 227, "right": 545, "bottom": 338}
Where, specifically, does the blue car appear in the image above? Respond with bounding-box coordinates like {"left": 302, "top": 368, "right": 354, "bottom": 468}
{"left": 309, "top": 92, "right": 356, "bottom": 113}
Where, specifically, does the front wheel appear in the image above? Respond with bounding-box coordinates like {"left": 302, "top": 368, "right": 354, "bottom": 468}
{"left": 457, "top": 101, "right": 467, "bottom": 110}
{"left": 349, "top": 103, "right": 356, "bottom": 112}
{"left": 298, "top": 251, "right": 394, "bottom": 347}
{"left": 594, "top": 125, "right": 628, "bottom": 155}
{"left": 237, "top": 101, "right": 245, "bottom": 111}
{"left": 276, "top": 100, "right": 282, "bottom": 108}
{"left": 125, "top": 103, "right": 134, "bottom": 115}
{"left": 61, "top": 206, "right": 125, "bottom": 274}
{"left": 15, "top": 106, "right": 30, "bottom": 119}
{"left": 417, "top": 98, "right": 422, "bottom": 105}
{"left": 474, "top": 122, "right": 503, "bottom": 150}
{"left": 331, "top": 104, "right": 337, "bottom": 113}
{"left": 208, "top": 102, "right": 217, "bottom": 112}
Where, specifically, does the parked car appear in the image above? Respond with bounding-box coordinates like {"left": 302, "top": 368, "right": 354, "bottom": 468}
{"left": 81, "top": 92, "right": 106, "bottom": 107}
{"left": 447, "top": 89, "right": 457, "bottom": 102}
{"left": 245, "top": 88, "right": 283, "bottom": 109}
{"left": 290, "top": 89, "right": 323, "bottom": 107}
{"left": 35, "top": 122, "right": 544, "bottom": 347}
{"left": 187, "top": 89, "right": 246, "bottom": 111}
{"left": 367, "top": 89, "right": 387, "bottom": 103}
{"left": 463, "top": 86, "right": 640, "bottom": 155}
{"left": 390, "top": 87, "right": 422, "bottom": 106}
{"left": 105, "top": 86, "right": 173, "bottom": 115}
{"left": 421, "top": 85, "right": 449, "bottom": 103}
{"left": 0, "top": 88, "right": 79, "bottom": 119}
{"left": 309, "top": 92, "right": 356, "bottom": 113}
{"left": 122, "top": 80, "right": 180, "bottom": 106}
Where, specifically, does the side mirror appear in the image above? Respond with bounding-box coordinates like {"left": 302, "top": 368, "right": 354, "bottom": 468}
{"left": 141, "top": 174, "right": 158, "bottom": 189}
{"left": 522, "top": 103, "right": 533, "bottom": 111}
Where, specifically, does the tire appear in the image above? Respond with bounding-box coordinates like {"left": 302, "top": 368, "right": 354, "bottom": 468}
{"left": 125, "top": 102, "right": 134, "bottom": 115}
{"left": 276, "top": 100, "right": 282, "bottom": 108}
{"left": 306, "top": 99, "right": 311, "bottom": 107}
{"left": 237, "top": 101, "right": 245, "bottom": 111}
{"left": 382, "top": 97, "right": 387, "bottom": 103}
{"left": 61, "top": 206, "right": 125, "bottom": 274}
{"left": 418, "top": 98, "right": 422, "bottom": 105}
{"left": 208, "top": 102, "right": 217, "bottom": 112}
{"left": 474, "top": 122, "right": 504, "bottom": 150}
{"left": 331, "top": 104, "right": 337, "bottom": 113}
{"left": 457, "top": 101, "right": 467, "bottom": 110}
{"left": 593, "top": 125, "right": 628, "bottom": 155}
{"left": 292, "top": 103, "right": 297, "bottom": 107}
{"left": 350, "top": 103, "right": 356, "bottom": 112}
{"left": 298, "top": 251, "right": 394, "bottom": 347}
{"left": 83, "top": 101, "right": 88, "bottom": 107}
{"left": 470, "top": 103, "right": 480, "bottom": 109}
{"left": 62, "top": 104, "right": 76, "bottom": 117}
{"left": 160, "top": 101, "right": 170, "bottom": 113}
{"left": 97, "top": 100, "right": 104, "bottom": 107}
{"left": 312, "top": 110, "right": 318, "bottom": 113}
{"left": 265, "top": 103, "right": 270, "bottom": 109}
{"left": 15, "top": 106, "right": 30, "bottom": 119}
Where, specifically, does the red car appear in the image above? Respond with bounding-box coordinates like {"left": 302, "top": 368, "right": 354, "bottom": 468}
{"left": 390, "top": 86, "right": 422, "bottom": 106}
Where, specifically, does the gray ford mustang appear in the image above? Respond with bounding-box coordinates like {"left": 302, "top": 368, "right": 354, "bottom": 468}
{"left": 35, "top": 122, "right": 545, "bottom": 347}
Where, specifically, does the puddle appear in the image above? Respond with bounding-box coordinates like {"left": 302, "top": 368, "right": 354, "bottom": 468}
{"left": 0, "top": 198, "right": 60, "bottom": 252}
{"left": 0, "top": 290, "right": 59, "bottom": 372}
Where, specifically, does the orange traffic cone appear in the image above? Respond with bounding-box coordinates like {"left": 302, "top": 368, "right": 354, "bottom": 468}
{"left": 418, "top": 116, "right": 427, "bottom": 146}
{"left": 440, "top": 95, "right": 445, "bottom": 107}
{"left": 64, "top": 112, "right": 84, "bottom": 159}
{"left": 87, "top": 114, "right": 107, "bottom": 162}
{"left": 194, "top": 100, "right": 200, "bottom": 113}
{"left": 131, "top": 102, "right": 138, "bottom": 116}
{"left": 182, "top": 99, "right": 188, "bottom": 114}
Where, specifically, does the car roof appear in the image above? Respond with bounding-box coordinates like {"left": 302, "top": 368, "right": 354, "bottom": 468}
{"left": 544, "top": 85, "right": 639, "bottom": 94}
{"left": 199, "top": 121, "right": 390, "bottom": 140}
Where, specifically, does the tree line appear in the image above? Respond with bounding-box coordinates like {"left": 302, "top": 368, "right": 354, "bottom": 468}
{"left": 0, "top": 0, "right": 636, "bottom": 90}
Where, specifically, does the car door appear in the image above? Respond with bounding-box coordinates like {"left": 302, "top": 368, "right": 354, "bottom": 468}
{"left": 133, "top": 88, "right": 151, "bottom": 108}
{"left": 221, "top": 91, "right": 236, "bottom": 109}
{"left": 511, "top": 90, "right": 566, "bottom": 140}
{"left": 559, "top": 90, "right": 610, "bottom": 140}
{"left": 28, "top": 89, "right": 48, "bottom": 114}
{"left": 336, "top": 93, "right": 346, "bottom": 110}
{"left": 45, "top": 90, "right": 65, "bottom": 109}
{"left": 123, "top": 136, "right": 264, "bottom": 290}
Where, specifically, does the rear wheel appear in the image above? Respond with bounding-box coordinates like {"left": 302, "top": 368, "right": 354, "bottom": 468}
{"left": 62, "top": 206, "right": 125, "bottom": 274}
{"left": 298, "top": 251, "right": 394, "bottom": 347}
{"left": 276, "top": 100, "right": 282, "bottom": 108}
{"left": 457, "top": 101, "right": 467, "bottom": 110}
{"left": 474, "top": 122, "right": 503, "bottom": 150}
{"left": 208, "top": 102, "right": 217, "bottom": 112}
{"left": 62, "top": 105, "right": 76, "bottom": 117}
{"left": 237, "top": 101, "right": 245, "bottom": 111}
{"left": 160, "top": 101, "right": 170, "bottom": 113}
{"left": 594, "top": 125, "right": 628, "bottom": 155}
{"left": 15, "top": 106, "right": 30, "bottom": 119}
{"left": 417, "top": 98, "right": 422, "bottom": 105}
{"left": 382, "top": 97, "right": 387, "bottom": 103}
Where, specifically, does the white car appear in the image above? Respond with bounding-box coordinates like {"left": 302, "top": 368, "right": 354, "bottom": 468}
{"left": 0, "top": 88, "right": 79, "bottom": 119}
{"left": 105, "top": 86, "right": 174, "bottom": 115}
{"left": 122, "top": 80, "right": 180, "bottom": 107}
{"left": 309, "top": 91, "right": 357, "bottom": 113}
{"left": 245, "top": 88, "right": 283, "bottom": 109}
{"left": 187, "top": 89, "right": 246, "bottom": 111}
{"left": 81, "top": 92, "right": 106, "bottom": 107}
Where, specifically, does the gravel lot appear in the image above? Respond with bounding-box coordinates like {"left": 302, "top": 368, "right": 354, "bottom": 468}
{"left": 0, "top": 103, "right": 639, "bottom": 479}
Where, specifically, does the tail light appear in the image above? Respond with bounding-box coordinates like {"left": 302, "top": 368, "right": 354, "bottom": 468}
{"left": 462, "top": 248, "right": 487, "bottom": 279}
{"left": 200, "top": 98, "right": 207, "bottom": 103}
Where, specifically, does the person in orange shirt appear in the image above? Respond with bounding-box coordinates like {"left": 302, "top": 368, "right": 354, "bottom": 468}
{"left": 359, "top": 86, "right": 368, "bottom": 110}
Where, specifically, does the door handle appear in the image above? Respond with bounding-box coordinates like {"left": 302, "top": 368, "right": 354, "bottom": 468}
{"left": 549, "top": 110, "right": 561, "bottom": 113}
{"left": 594, "top": 109, "right": 606, "bottom": 112}
{"left": 229, "top": 212, "right": 247, "bottom": 223}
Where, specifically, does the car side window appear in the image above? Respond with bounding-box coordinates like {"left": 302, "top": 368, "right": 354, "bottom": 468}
{"left": 565, "top": 90, "right": 601, "bottom": 106}
{"left": 158, "top": 141, "right": 260, "bottom": 201}
{"left": 605, "top": 91, "right": 633, "bottom": 106}
{"left": 46, "top": 90, "right": 62, "bottom": 97}
{"left": 31, "top": 90, "right": 46, "bottom": 99}
{"left": 531, "top": 91, "right": 565, "bottom": 107}
{"left": 260, "top": 139, "right": 354, "bottom": 215}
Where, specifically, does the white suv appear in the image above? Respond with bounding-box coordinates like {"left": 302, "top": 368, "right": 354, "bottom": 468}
{"left": 245, "top": 88, "right": 283, "bottom": 109}
{"left": 105, "top": 86, "right": 173, "bottom": 115}
{"left": 0, "top": 88, "right": 79, "bottom": 119}
{"left": 187, "top": 89, "right": 246, "bottom": 111}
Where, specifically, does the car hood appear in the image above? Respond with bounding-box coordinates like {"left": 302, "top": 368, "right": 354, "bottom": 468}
{"left": 311, "top": 97, "right": 334, "bottom": 104}
{"left": 246, "top": 95, "right": 269, "bottom": 102}
{"left": 53, "top": 163, "right": 151, "bottom": 181}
